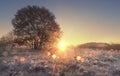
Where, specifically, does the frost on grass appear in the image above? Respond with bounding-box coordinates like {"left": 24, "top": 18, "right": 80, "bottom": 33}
{"left": 0, "top": 47, "right": 120, "bottom": 76}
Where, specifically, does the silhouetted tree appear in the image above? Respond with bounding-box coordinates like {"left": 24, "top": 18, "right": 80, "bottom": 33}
{"left": 12, "top": 5, "right": 61, "bottom": 49}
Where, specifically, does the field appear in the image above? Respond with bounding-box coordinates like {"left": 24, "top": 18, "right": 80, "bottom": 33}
{"left": 0, "top": 45, "right": 120, "bottom": 76}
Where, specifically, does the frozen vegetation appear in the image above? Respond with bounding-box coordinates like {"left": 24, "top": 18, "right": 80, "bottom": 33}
{"left": 0, "top": 45, "right": 120, "bottom": 76}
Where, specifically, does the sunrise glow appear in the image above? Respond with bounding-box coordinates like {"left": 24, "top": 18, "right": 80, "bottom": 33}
{"left": 57, "top": 41, "right": 67, "bottom": 51}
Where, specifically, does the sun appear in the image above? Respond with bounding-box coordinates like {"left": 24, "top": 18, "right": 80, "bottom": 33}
{"left": 58, "top": 41, "right": 66, "bottom": 51}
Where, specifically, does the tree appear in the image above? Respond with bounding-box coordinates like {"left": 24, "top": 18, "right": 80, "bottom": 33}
{"left": 12, "top": 5, "right": 61, "bottom": 50}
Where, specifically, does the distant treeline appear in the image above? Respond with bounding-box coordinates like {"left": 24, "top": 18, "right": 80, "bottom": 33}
{"left": 77, "top": 42, "right": 120, "bottom": 50}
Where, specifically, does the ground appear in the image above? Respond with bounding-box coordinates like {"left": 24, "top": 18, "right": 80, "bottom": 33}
{"left": 0, "top": 46, "right": 120, "bottom": 76}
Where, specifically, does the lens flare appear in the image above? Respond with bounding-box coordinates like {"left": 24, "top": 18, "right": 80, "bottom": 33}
{"left": 52, "top": 54, "right": 57, "bottom": 59}
{"left": 76, "top": 56, "right": 85, "bottom": 62}
{"left": 80, "top": 58, "right": 85, "bottom": 62}
{"left": 20, "top": 57, "right": 25, "bottom": 63}
{"left": 76, "top": 56, "right": 81, "bottom": 61}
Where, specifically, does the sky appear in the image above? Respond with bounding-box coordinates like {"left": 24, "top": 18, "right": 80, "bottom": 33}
{"left": 0, "top": 0, "right": 120, "bottom": 46}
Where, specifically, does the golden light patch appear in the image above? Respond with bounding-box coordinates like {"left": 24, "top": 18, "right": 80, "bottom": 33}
{"left": 52, "top": 54, "right": 57, "bottom": 59}
{"left": 76, "top": 56, "right": 85, "bottom": 62}
{"left": 76, "top": 56, "right": 81, "bottom": 61}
